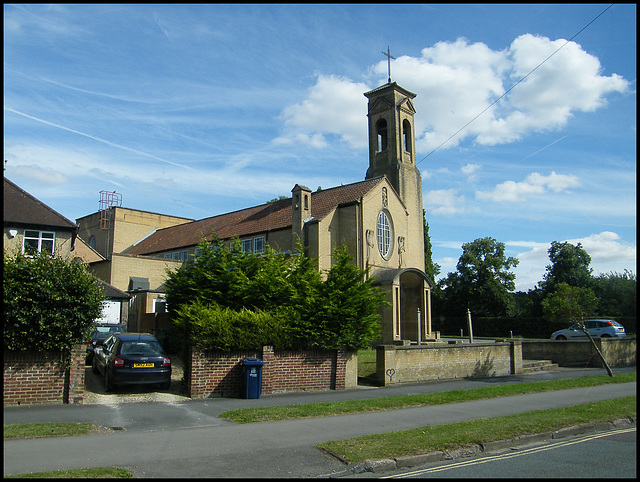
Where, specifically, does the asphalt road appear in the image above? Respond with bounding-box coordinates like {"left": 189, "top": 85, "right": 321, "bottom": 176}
{"left": 3, "top": 367, "right": 636, "bottom": 478}
{"left": 355, "top": 429, "right": 637, "bottom": 479}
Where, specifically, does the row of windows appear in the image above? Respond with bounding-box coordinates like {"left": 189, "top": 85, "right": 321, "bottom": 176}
{"left": 18, "top": 221, "right": 390, "bottom": 261}
{"left": 163, "top": 250, "right": 190, "bottom": 261}
{"left": 242, "top": 236, "right": 265, "bottom": 255}
{"left": 162, "top": 236, "right": 266, "bottom": 261}
{"left": 160, "top": 219, "right": 394, "bottom": 262}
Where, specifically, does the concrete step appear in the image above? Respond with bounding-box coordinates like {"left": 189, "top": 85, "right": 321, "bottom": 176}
{"left": 521, "top": 359, "right": 559, "bottom": 373}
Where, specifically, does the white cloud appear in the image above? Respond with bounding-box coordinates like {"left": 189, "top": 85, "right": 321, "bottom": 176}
{"left": 508, "top": 34, "right": 629, "bottom": 114}
{"left": 461, "top": 163, "right": 481, "bottom": 176}
{"left": 11, "top": 164, "right": 69, "bottom": 186}
{"left": 279, "top": 35, "right": 629, "bottom": 153}
{"left": 476, "top": 171, "right": 581, "bottom": 202}
{"left": 461, "top": 163, "right": 481, "bottom": 182}
{"left": 4, "top": 107, "right": 192, "bottom": 170}
{"left": 567, "top": 231, "right": 636, "bottom": 266}
{"left": 272, "top": 132, "right": 328, "bottom": 149}
{"left": 424, "top": 189, "right": 465, "bottom": 216}
{"left": 5, "top": 4, "right": 90, "bottom": 39}
{"left": 276, "top": 74, "right": 369, "bottom": 149}
{"left": 509, "top": 232, "right": 636, "bottom": 291}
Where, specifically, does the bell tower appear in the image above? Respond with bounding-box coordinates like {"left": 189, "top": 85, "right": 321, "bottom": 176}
{"left": 363, "top": 80, "right": 431, "bottom": 342}
{"left": 364, "top": 82, "right": 423, "bottom": 241}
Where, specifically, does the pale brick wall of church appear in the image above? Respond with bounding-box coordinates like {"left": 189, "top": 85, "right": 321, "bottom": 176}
{"left": 89, "top": 254, "right": 182, "bottom": 293}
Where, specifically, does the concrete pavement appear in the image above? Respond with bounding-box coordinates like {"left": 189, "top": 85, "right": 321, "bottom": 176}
{"left": 3, "top": 367, "right": 636, "bottom": 478}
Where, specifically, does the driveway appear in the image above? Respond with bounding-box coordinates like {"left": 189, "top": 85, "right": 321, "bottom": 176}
{"left": 83, "top": 354, "right": 189, "bottom": 405}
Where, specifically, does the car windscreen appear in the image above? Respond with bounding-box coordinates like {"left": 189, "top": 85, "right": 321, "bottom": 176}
{"left": 92, "top": 326, "right": 125, "bottom": 338}
{"left": 119, "top": 341, "right": 165, "bottom": 356}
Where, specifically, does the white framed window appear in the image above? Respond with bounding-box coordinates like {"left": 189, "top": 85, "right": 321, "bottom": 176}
{"left": 376, "top": 211, "right": 392, "bottom": 259}
{"left": 164, "top": 253, "right": 172, "bottom": 259}
{"left": 180, "top": 250, "right": 189, "bottom": 261}
{"left": 23, "top": 230, "right": 55, "bottom": 255}
{"left": 241, "top": 239, "right": 252, "bottom": 253}
{"left": 153, "top": 298, "right": 167, "bottom": 313}
{"left": 254, "top": 236, "right": 265, "bottom": 255}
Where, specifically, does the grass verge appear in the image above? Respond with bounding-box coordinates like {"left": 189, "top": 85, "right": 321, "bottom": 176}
{"left": 316, "top": 396, "right": 636, "bottom": 463}
{"left": 3, "top": 422, "right": 104, "bottom": 439}
{"left": 219, "top": 372, "right": 635, "bottom": 423}
{"left": 357, "top": 348, "right": 376, "bottom": 378}
{"left": 6, "top": 467, "right": 132, "bottom": 478}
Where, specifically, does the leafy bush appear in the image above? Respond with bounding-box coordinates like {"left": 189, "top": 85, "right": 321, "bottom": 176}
{"left": 3, "top": 251, "right": 104, "bottom": 353}
{"left": 166, "top": 239, "right": 386, "bottom": 351}
{"left": 291, "top": 246, "right": 385, "bottom": 350}
{"left": 173, "top": 300, "right": 288, "bottom": 350}
{"left": 541, "top": 282, "right": 598, "bottom": 323}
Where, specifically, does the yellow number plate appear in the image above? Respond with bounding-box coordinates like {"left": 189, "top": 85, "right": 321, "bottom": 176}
{"left": 133, "top": 363, "right": 154, "bottom": 368}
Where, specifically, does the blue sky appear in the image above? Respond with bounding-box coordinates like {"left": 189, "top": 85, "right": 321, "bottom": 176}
{"left": 4, "top": 4, "right": 636, "bottom": 291}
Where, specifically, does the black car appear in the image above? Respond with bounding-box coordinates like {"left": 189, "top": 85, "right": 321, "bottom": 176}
{"left": 86, "top": 323, "right": 127, "bottom": 365}
{"left": 92, "top": 333, "right": 171, "bottom": 392}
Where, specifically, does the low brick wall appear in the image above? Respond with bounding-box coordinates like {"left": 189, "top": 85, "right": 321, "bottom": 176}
{"left": 65, "top": 345, "right": 86, "bottom": 404}
{"left": 522, "top": 338, "right": 636, "bottom": 368}
{"left": 376, "top": 341, "right": 523, "bottom": 386}
{"left": 188, "top": 345, "right": 357, "bottom": 398}
{"left": 3, "top": 344, "right": 85, "bottom": 406}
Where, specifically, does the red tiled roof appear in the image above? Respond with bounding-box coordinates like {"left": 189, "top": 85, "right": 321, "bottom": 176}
{"left": 125, "top": 177, "right": 386, "bottom": 255}
{"left": 4, "top": 177, "right": 76, "bottom": 230}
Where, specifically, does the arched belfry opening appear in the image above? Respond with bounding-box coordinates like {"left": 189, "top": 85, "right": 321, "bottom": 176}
{"left": 376, "top": 119, "right": 388, "bottom": 152}
{"left": 402, "top": 119, "right": 412, "bottom": 155}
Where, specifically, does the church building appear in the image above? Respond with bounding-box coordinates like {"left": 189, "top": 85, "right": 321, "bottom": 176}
{"left": 77, "top": 81, "right": 437, "bottom": 345}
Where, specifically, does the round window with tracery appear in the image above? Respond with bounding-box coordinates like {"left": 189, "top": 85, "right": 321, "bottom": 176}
{"left": 377, "top": 211, "right": 392, "bottom": 259}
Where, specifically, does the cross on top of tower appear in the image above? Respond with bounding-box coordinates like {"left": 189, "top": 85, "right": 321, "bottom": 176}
{"left": 382, "top": 46, "right": 396, "bottom": 83}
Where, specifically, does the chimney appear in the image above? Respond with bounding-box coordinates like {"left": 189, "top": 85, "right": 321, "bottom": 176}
{"left": 291, "top": 184, "right": 311, "bottom": 248}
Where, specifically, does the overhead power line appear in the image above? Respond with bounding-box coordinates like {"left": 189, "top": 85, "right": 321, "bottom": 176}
{"left": 416, "top": 3, "right": 614, "bottom": 166}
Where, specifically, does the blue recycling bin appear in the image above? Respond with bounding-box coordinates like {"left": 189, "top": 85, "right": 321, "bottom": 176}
{"left": 241, "top": 358, "right": 264, "bottom": 399}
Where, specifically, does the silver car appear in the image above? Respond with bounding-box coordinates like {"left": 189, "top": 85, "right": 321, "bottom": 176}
{"left": 551, "top": 319, "right": 626, "bottom": 340}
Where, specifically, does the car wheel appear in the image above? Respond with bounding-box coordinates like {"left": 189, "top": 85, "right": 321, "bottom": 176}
{"left": 104, "top": 372, "right": 115, "bottom": 392}
{"left": 556, "top": 335, "right": 567, "bottom": 340}
{"left": 600, "top": 334, "right": 610, "bottom": 338}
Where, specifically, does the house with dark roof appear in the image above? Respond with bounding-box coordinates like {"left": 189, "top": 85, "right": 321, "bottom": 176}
{"left": 76, "top": 81, "right": 438, "bottom": 344}
{"left": 4, "top": 177, "right": 78, "bottom": 257}
{"left": 4, "top": 177, "right": 130, "bottom": 326}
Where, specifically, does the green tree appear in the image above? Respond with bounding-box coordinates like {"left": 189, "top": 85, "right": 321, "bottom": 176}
{"left": 423, "top": 210, "right": 440, "bottom": 283}
{"left": 173, "top": 300, "right": 287, "bottom": 350}
{"left": 298, "top": 246, "right": 386, "bottom": 350}
{"left": 4, "top": 251, "right": 104, "bottom": 353}
{"left": 165, "top": 237, "right": 319, "bottom": 315}
{"left": 591, "top": 270, "right": 636, "bottom": 318}
{"left": 166, "top": 239, "right": 385, "bottom": 351}
{"left": 540, "top": 241, "right": 593, "bottom": 293}
{"left": 439, "top": 237, "right": 518, "bottom": 317}
{"left": 541, "top": 282, "right": 598, "bottom": 323}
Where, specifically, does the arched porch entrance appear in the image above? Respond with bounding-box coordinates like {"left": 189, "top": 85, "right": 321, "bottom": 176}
{"left": 371, "top": 268, "right": 438, "bottom": 344}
